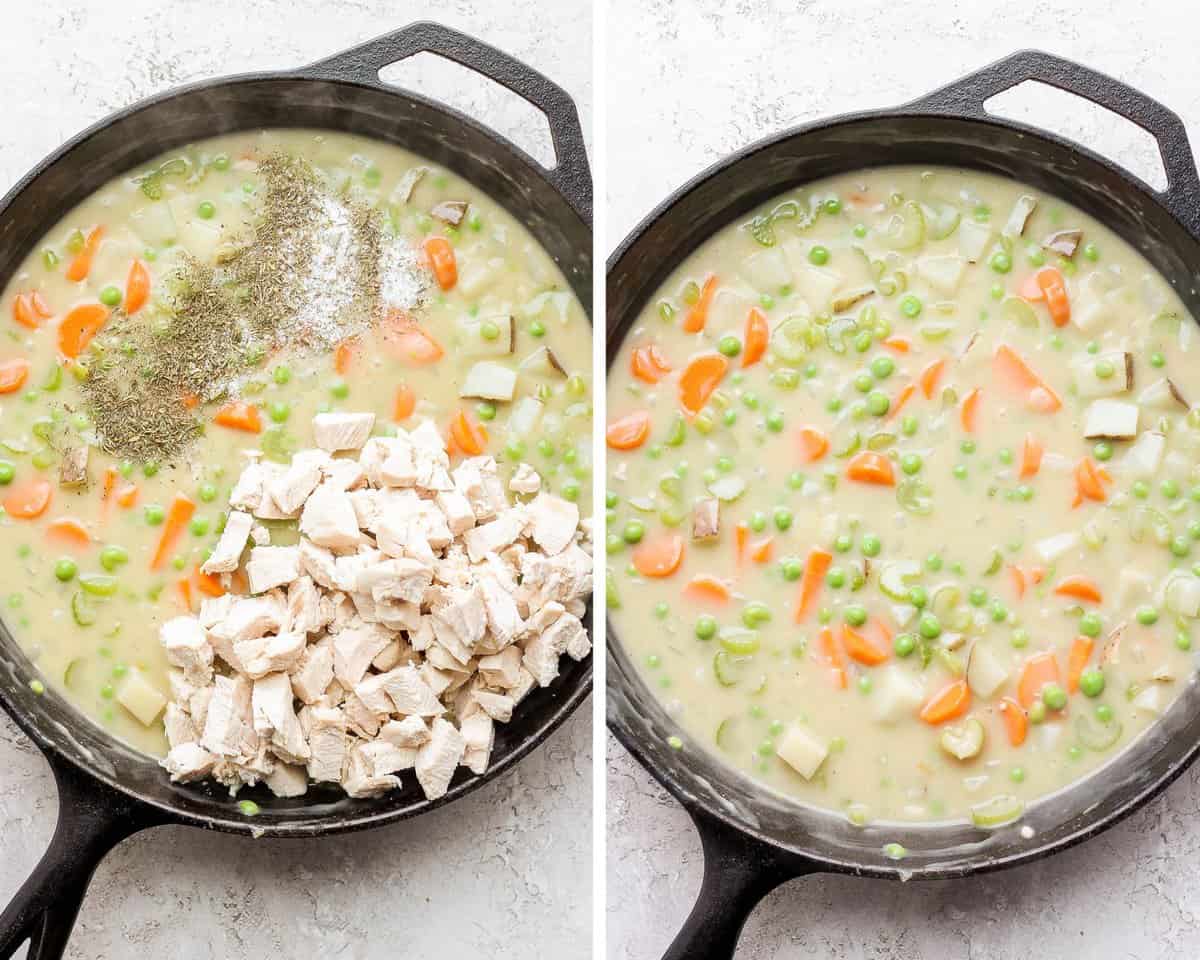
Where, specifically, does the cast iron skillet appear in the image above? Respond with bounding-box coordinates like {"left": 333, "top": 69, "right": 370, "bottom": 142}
{"left": 0, "top": 21, "right": 591, "bottom": 960}
{"left": 608, "top": 50, "right": 1200, "bottom": 959}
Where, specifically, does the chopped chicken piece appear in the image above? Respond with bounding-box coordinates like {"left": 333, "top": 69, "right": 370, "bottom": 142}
{"left": 372, "top": 638, "right": 404, "bottom": 672}
{"left": 460, "top": 713, "right": 494, "bottom": 775}
{"left": 251, "top": 672, "right": 310, "bottom": 763}
{"left": 357, "top": 557, "right": 433, "bottom": 604}
{"left": 478, "top": 646, "right": 523, "bottom": 688}
{"left": 160, "top": 615, "right": 214, "bottom": 685}
{"left": 435, "top": 488, "right": 476, "bottom": 535}
{"left": 380, "top": 715, "right": 431, "bottom": 748}
{"left": 300, "top": 485, "right": 361, "bottom": 550}
{"left": 163, "top": 743, "right": 219, "bottom": 783}
{"left": 298, "top": 538, "right": 339, "bottom": 588}
{"left": 313, "top": 412, "right": 376, "bottom": 452}
{"left": 692, "top": 498, "right": 720, "bottom": 541}
{"left": 462, "top": 507, "right": 527, "bottom": 562}
{"left": 381, "top": 664, "right": 445, "bottom": 716}
{"left": 415, "top": 717, "right": 466, "bottom": 800}
{"left": 250, "top": 524, "right": 270, "bottom": 546}
{"left": 478, "top": 574, "right": 523, "bottom": 648}
{"left": 526, "top": 492, "right": 579, "bottom": 556}
{"left": 270, "top": 449, "right": 330, "bottom": 514}
{"left": 306, "top": 706, "right": 349, "bottom": 783}
{"left": 343, "top": 741, "right": 401, "bottom": 798}
{"left": 201, "top": 674, "right": 255, "bottom": 758}
{"left": 286, "top": 576, "right": 324, "bottom": 636}
{"left": 322, "top": 456, "right": 366, "bottom": 492}
{"left": 202, "top": 509, "right": 255, "bottom": 575}
{"left": 244, "top": 545, "right": 302, "bottom": 595}
{"left": 265, "top": 763, "right": 309, "bottom": 798}
{"left": 509, "top": 462, "right": 541, "bottom": 495}
{"left": 290, "top": 640, "right": 335, "bottom": 704}
{"left": 343, "top": 691, "right": 383, "bottom": 738}
{"left": 164, "top": 702, "right": 198, "bottom": 749}
{"left": 333, "top": 623, "right": 394, "bottom": 687}
{"left": 472, "top": 689, "right": 514, "bottom": 723}
{"left": 431, "top": 586, "right": 487, "bottom": 663}
{"left": 238, "top": 631, "right": 306, "bottom": 679}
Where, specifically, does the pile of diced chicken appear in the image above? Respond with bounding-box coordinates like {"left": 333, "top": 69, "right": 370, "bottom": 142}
{"left": 159, "top": 411, "right": 591, "bottom": 801}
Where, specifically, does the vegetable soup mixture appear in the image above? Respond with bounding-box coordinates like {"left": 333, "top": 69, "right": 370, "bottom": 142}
{"left": 607, "top": 166, "right": 1200, "bottom": 827}
{"left": 0, "top": 129, "right": 591, "bottom": 761}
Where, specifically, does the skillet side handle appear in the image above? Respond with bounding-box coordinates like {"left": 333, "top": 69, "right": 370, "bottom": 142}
{"left": 662, "top": 810, "right": 814, "bottom": 960}
{"left": 907, "top": 49, "right": 1200, "bottom": 237}
{"left": 303, "top": 21, "right": 592, "bottom": 223}
{"left": 0, "top": 755, "right": 160, "bottom": 960}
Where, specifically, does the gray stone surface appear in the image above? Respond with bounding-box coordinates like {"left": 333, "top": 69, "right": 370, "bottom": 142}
{"left": 606, "top": 2, "right": 1200, "bottom": 958}
{"left": 0, "top": 2, "right": 592, "bottom": 958}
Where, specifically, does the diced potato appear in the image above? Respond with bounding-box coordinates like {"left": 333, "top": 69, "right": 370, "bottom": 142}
{"left": 1117, "top": 569, "right": 1156, "bottom": 608}
{"left": 776, "top": 725, "right": 829, "bottom": 779}
{"left": 87, "top": 226, "right": 142, "bottom": 284}
{"left": 460, "top": 361, "right": 517, "bottom": 401}
{"left": 457, "top": 255, "right": 503, "bottom": 298}
{"left": 916, "top": 255, "right": 966, "bottom": 295}
{"left": 1132, "top": 685, "right": 1164, "bottom": 715}
{"left": 958, "top": 220, "right": 992, "bottom": 262}
{"left": 1033, "top": 532, "right": 1078, "bottom": 564}
{"left": 390, "top": 165, "right": 427, "bottom": 204}
{"left": 1072, "top": 351, "right": 1132, "bottom": 397}
{"left": 1165, "top": 574, "right": 1200, "bottom": 618}
{"left": 116, "top": 669, "right": 167, "bottom": 727}
{"left": 518, "top": 346, "right": 568, "bottom": 379}
{"left": 872, "top": 667, "right": 926, "bottom": 725}
{"left": 1083, "top": 399, "right": 1138, "bottom": 439}
{"left": 129, "top": 203, "right": 179, "bottom": 249}
{"left": 1138, "top": 377, "right": 1189, "bottom": 411}
{"left": 1002, "top": 194, "right": 1037, "bottom": 238}
{"left": 967, "top": 645, "right": 1009, "bottom": 699}
{"left": 784, "top": 250, "right": 843, "bottom": 312}
{"left": 1121, "top": 430, "right": 1165, "bottom": 477}
{"left": 739, "top": 247, "right": 791, "bottom": 292}
{"left": 508, "top": 396, "right": 543, "bottom": 437}
{"left": 1073, "top": 299, "right": 1118, "bottom": 333}
{"left": 167, "top": 196, "right": 224, "bottom": 264}
{"left": 708, "top": 289, "right": 754, "bottom": 331}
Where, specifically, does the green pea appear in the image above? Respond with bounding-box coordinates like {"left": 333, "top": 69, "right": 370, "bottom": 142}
{"left": 1150, "top": 352, "right": 1166, "bottom": 368}
{"left": 866, "top": 391, "right": 890, "bottom": 417}
{"left": 1093, "top": 441, "right": 1113, "bottom": 462}
{"left": 54, "top": 558, "right": 77, "bottom": 582}
{"left": 861, "top": 534, "right": 881, "bottom": 557}
{"left": 742, "top": 602, "right": 772, "bottom": 628}
{"left": 826, "top": 567, "right": 846, "bottom": 589}
{"left": 1041, "top": 683, "right": 1067, "bottom": 711}
{"left": 266, "top": 400, "right": 290, "bottom": 424}
{"left": 715, "top": 456, "right": 734, "bottom": 473}
{"left": 1171, "top": 535, "right": 1190, "bottom": 558}
{"left": 273, "top": 365, "right": 292, "bottom": 385}
{"left": 773, "top": 507, "right": 793, "bottom": 531}
{"left": 1177, "top": 631, "right": 1193, "bottom": 651}
{"left": 1016, "top": 484, "right": 1034, "bottom": 502}
{"left": 894, "top": 633, "right": 916, "bottom": 657}
{"left": 99, "top": 285, "right": 122, "bottom": 307}
{"left": 480, "top": 320, "right": 500, "bottom": 341}
{"left": 899, "top": 295, "right": 922, "bottom": 318}
{"left": 808, "top": 245, "right": 830, "bottom": 266}
{"left": 853, "top": 223, "right": 867, "bottom": 237}
{"left": 1096, "top": 704, "right": 1114, "bottom": 723}
{"left": 844, "top": 604, "right": 868, "bottom": 627}
{"left": 901, "top": 416, "right": 918, "bottom": 437}
{"left": 1010, "top": 767, "right": 1026, "bottom": 783}
{"left": 870, "top": 356, "right": 895, "bottom": 379}
{"left": 695, "top": 616, "right": 717, "bottom": 640}
{"left": 329, "top": 379, "right": 350, "bottom": 400}
{"left": 1028, "top": 700, "right": 1047, "bottom": 724}
{"left": 1079, "top": 613, "right": 1101, "bottom": 638}
{"left": 765, "top": 410, "right": 784, "bottom": 433}
{"left": 826, "top": 397, "right": 843, "bottom": 414}
{"left": 0, "top": 461, "right": 14, "bottom": 485}
{"left": 742, "top": 392, "right": 760, "bottom": 410}
{"left": 908, "top": 585, "right": 928, "bottom": 608}
{"left": 1162, "top": 478, "right": 1180, "bottom": 499}
{"left": 716, "top": 335, "right": 741, "bottom": 357}
{"left": 990, "top": 599, "right": 1009, "bottom": 623}
{"left": 749, "top": 511, "right": 768, "bottom": 533}
{"left": 781, "top": 558, "right": 803, "bottom": 582}
{"left": 211, "top": 154, "right": 231, "bottom": 172}
{"left": 960, "top": 439, "right": 977, "bottom": 455}
{"left": 997, "top": 447, "right": 1013, "bottom": 466}
{"left": 143, "top": 460, "right": 160, "bottom": 478}
{"left": 853, "top": 372, "right": 874, "bottom": 393}
{"left": 99, "top": 545, "right": 129, "bottom": 572}
{"left": 899, "top": 453, "right": 922, "bottom": 476}
{"left": 925, "top": 553, "right": 943, "bottom": 572}
{"left": 1079, "top": 669, "right": 1105, "bottom": 698}
{"left": 990, "top": 251, "right": 1012, "bottom": 273}
{"left": 623, "top": 520, "right": 645, "bottom": 544}
{"left": 197, "top": 201, "right": 216, "bottom": 219}
{"left": 1132, "top": 480, "right": 1149, "bottom": 499}
{"left": 605, "top": 492, "right": 618, "bottom": 509}
{"left": 144, "top": 504, "right": 165, "bottom": 526}
{"left": 918, "top": 613, "right": 941, "bottom": 639}
{"left": 1083, "top": 242, "right": 1100, "bottom": 261}
{"left": 1094, "top": 359, "right": 1115, "bottom": 380}
{"left": 787, "top": 471, "right": 805, "bottom": 490}
{"left": 722, "top": 409, "right": 737, "bottom": 427}
{"left": 834, "top": 534, "right": 853, "bottom": 553}
{"left": 476, "top": 401, "right": 497, "bottom": 422}
{"left": 1135, "top": 605, "right": 1159, "bottom": 626}
{"left": 187, "top": 517, "right": 209, "bottom": 537}
{"left": 529, "top": 319, "right": 546, "bottom": 338}
{"left": 953, "top": 463, "right": 968, "bottom": 480}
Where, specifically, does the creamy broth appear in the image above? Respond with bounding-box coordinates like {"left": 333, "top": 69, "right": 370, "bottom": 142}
{"left": 607, "top": 166, "right": 1199, "bottom": 826}
{"left": 1, "top": 129, "right": 591, "bottom": 756}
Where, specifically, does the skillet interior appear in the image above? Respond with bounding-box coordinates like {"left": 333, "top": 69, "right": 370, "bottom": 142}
{"left": 0, "top": 73, "right": 593, "bottom": 837}
{"left": 607, "top": 110, "right": 1200, "bottom": 878}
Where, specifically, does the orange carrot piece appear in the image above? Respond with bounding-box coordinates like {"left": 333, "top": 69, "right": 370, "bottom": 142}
{"left": 749, "top": 536, "right": 774, "bottom": 564}
{"left": 334, "top": 337, "right": 358, "bottom": 375}
{"left": 423, "top": 236, "right": 457, "bottom": 291}
{"left": 125, "top": 259, "right": 151, "bottom": 315}
{"left": 633, "top": 534, "right": 685, "bottom": 578}
{"left": 393, "top": 383, "right": 417, "bottom": 421}
{"left": 194, "top": 566, "right": 226, "bottom": 598}
{"left": 998, "top": 696, "right": 1028, "bottom": 747}
{"left": 450, "top": 410, "right": 488, "bottom": 456}
{"left": 11, "top": 294, "right": 41, "bottom": 330}
{"left": 919, "top": 358, "right": 946, "bottom": 399}
{"left": 793, "top": 548, "right": 833, "bottom": 623}
{"left": 213, "top": 401, "right": 262, "bottom": 434}
{"left": 181, "top": 393, "right": 200, "bottom": 410}
{"left": 742, "top": 308, "right": 769, "bottom": 367}
{"left": 1067, "top": 635, "right": 1095, "bottom": 693}
{"left": 151, "top": 493, "right": 196, "bottom": 571}
{"left": 919, "top": 679, "right": 971, "bottom": 724}
{"left": 959, "top": 387, "right": 982, "bottom": 433}
{"left": 46, "top": 517, "right": 91, "bottom": 551}
{"left": 845, "top": 450, "right": 895, "bottom": 486}
{"left": 1055, "top": 574, "right": 1103, "bottom": 604}
{"left": 682, "top": 275, "right": 718, "bottom": 333}
{"left": 0, "top": 359, "right": 30, "bottom": 394}
{"left": 1017, "top": 651, "right": 1060, "bottom": 708}
{"left": 1018, "top": 273, "right": 1044, "bottom": 301}
{"left": 882, "top": 336, "right": 912, "bottom": 354}
{"left": 683, "top": 575, "right": 731, "bottom": 605}
{"left": 818, "top": 626, "right": 847, "bottom": 689}
{"left": 65, "top": 226, "right": 104, "bottom": 283}
{"left": 57, "top": 303, "right": 110, "bottom": 358}
{"left": 888, "top": 382, "right": 916, "bottom": 421}
{"left": 116, "top": 483, "right": 139, "bottom": 509}
{"left": 606, "top": 410, "right": 652, "bottom": 450}
{"left": 1019, "top": 433, "right": 1043, "bottom": 479}
{"left": 992, "top": 343, "right": 1062, "bottom": 413}
{"left": 842, "top": 623, "right": 888, "bottom": 666}
{"left": 4, "top": 478, "right": 52, "bottom": 519}
{"left": 1009, "top": 564, "right": 1027, "bottom": 599}
{"left": 631, "top": 344, "right": 672, "bottom": 384}
{"left": 382, "top": 311, "right": 445, "bottom": 366}
{"left": 678, "top": 353, "right": 728, "bottom": 415}
{"left": 177, "top": 577, "right": 194, "bottom": 612}
{"left": 1036, "top": 267, "right": 1071, "bottom": 327}
{"left": 30, "top": 293, "right": 52, "bottom": 319}
{"left": 734, "top": 523, "right": 749, "bottom": 567}
{"left": 1073, "top": 457, "right": 1108, "bottom": 506}
{"left": 795, "top": 426, "right": 830, "bottom": 463}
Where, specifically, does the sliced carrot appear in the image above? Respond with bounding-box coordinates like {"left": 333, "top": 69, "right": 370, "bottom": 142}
{"left": 1018, "top": 433, "right": 1043, "bottom": 479}
{"left": 818, "top": 626, "right": 847, "bottom": 689}
{"left": 213, "top": 401, "right": 262, "bottom": 434}
{"left": 12, "top": 295, "right": 39, "bottom": 330}
{"left": 742, "top": 308, "right": 769, "bottom": 368}
{"left": 177, "top": 577, "right": 194, "bottom": 612}
{"left": 682, "top": 275, "right": 718, "bottom": 333}
{"left": 734, "top": 522, "right": 749, "bottom": 567}
{"left": 194, "top": 566, "right": 226, "bottom": 599}
{"left": 881, "top": 336, "right": 912, "bottom": 354}
{"left": 683, "top": 575, "right": 731, "bottom": 605}
{"left": 1009, "top": 565, "right": 1027, "bottom": 599}
{"left": 30, "top": 293, "right": 52, "bottom": 319}
{"left": 842, "top": 623, "right": 888, "bottom": 666}
{"left": 101, "top": 466, "right": 118, "bottom": 503}
{"left": 151, "top": 493, "right": 195, "bottom": 571}
{"left": 918, "top": 358, "right": 946, "bottom": 399}
{"left": 384, "top": 312, "right": 445, "bottom": 366}
{"left": 1073, "top": 456, "right": 1108, "bottom": 505}
{"left": 888, "top": 382, "right": 916, "bottom": 421}
{"left": 65, "top": 226, "right": 104, "bottom": 283}
{"left": 998, "top": 696, "right": 1028, "bottom": 747}
{"left": 992, "top": 343, "right": 1061, "bottom": 413}
{"left": 606, "top": 410, "right": 652, "bottom": 450}
{"left": 4, "top": 478, "right": 52, "bottom": 519}
{"left": 845, "top": 450, "right": 895, "bottom": 486}
{"left": 1028, "top": 565, "right": 1045, "bottom": 586}
{"left": 116, "top": 483, "right": 139, "bottom": 509}
{"left": 630, "top": 343, "right": 672, "bottom": 384}
{"left": 1055, "top": 574, "right": 1103, "bottom": 604}
{"left": 796, "top": 426, "right": 830, "bottom": 463}
{"left": 793, "top": 548, "right": 833, "bottom": 623}
{"left": 393, "top": 383, "right": 417, "bottom": 421}
{"left": 678, "top": 353, "right": 728, "bottom": 416}
{"left": 57, "top": 303, "right": 110, "bottom": 358}
{"left": 632, "top": 533, "right": 685, "bottom": 578}
{"left": 0, "top": 359, "right": 30, "bottom": 394}
{"left": 919, "top": 679, "right": 971, "bottom": 724}
{"left": 46, "top": 517, "right": 91, "bottom": 551}
{"left": 1036, "top": 267, "right": 1070, "bottom": 327}
{"left": 423, "top": 236, "right": 457, "bottom": 291}
{"left": 125, "top": 259, "right": 151, "bottom": 315}
{"left": 450, "top": 410, "right": 488, "bottom": 456}
{"left": 749, "top": 536, "right": 774, "bottom": 564}
{"left": 1066, "top": 635, "right": 1096, "bottom": 694}
{"left": 1018, "top": 273, "right": 1044, "bottom": 301}
{"left": 334, "top": 337, "right": 359, "bottom": 375}
{"left": 1017, "top": 651, "right": 1060, "bottom": 708}
{"left": 959, "top": 387, "right": 982, "bottom": 433}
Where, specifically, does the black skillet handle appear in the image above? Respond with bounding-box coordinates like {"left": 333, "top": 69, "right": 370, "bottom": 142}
{"left": 907, "top": 49, "right": 1200, "bottom": 238}
{"left": 0, "top": 752, "right": 161, "bottom": 960}
{"left": 662, "top": 807, "right": 815, "bottom": 960}
{"left": 304, "top": 21, "right": 592, "bottom": 223}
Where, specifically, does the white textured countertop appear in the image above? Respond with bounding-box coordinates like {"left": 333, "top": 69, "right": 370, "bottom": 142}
{"left": 0, "top": 2, "right": 592, "bottom": 958}
{"left": 605, "top": 1, "right": 1200, "bottom": 958}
